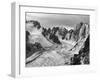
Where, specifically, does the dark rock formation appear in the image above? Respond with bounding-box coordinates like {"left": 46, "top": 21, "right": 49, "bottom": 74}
{"left": 26, "top": 20, "right": 41, "bottom": 29}
{"left": 70, "top": 35, "right": 90, "bottom": 65}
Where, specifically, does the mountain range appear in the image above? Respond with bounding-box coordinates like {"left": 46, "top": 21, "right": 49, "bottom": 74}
{"left": 26, "top": 20, "right": 90, "bottom": 65}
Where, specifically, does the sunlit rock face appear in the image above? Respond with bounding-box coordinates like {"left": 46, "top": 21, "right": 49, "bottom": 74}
{"left": 26, "top": 20, "right": 89, "bottom": 67}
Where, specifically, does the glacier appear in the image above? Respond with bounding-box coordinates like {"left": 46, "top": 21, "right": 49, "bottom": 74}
{"left": 26, "top": 20, "right": 90, "bottom": 67}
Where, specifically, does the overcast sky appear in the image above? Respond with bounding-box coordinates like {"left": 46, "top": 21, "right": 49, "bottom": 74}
{"left": 26, "top": 12, "right": 89, "bottom": 28}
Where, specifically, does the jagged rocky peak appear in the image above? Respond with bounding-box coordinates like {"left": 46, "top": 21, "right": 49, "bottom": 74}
{"left": 56, "top": 22, "right": 89, "bottom": 42}
{"left": 26, "top": 20, "right": 42, "bottom": 33}
{"left": 69, "top": 22, "right": 89, "bottom": 41}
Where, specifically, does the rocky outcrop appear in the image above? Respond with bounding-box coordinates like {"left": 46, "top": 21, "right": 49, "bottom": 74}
{"left": 26, "top": 20, "right": 41, "bottom": 29}
{"left": 70, "top": 35, "right": 90, "bottom": 65}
